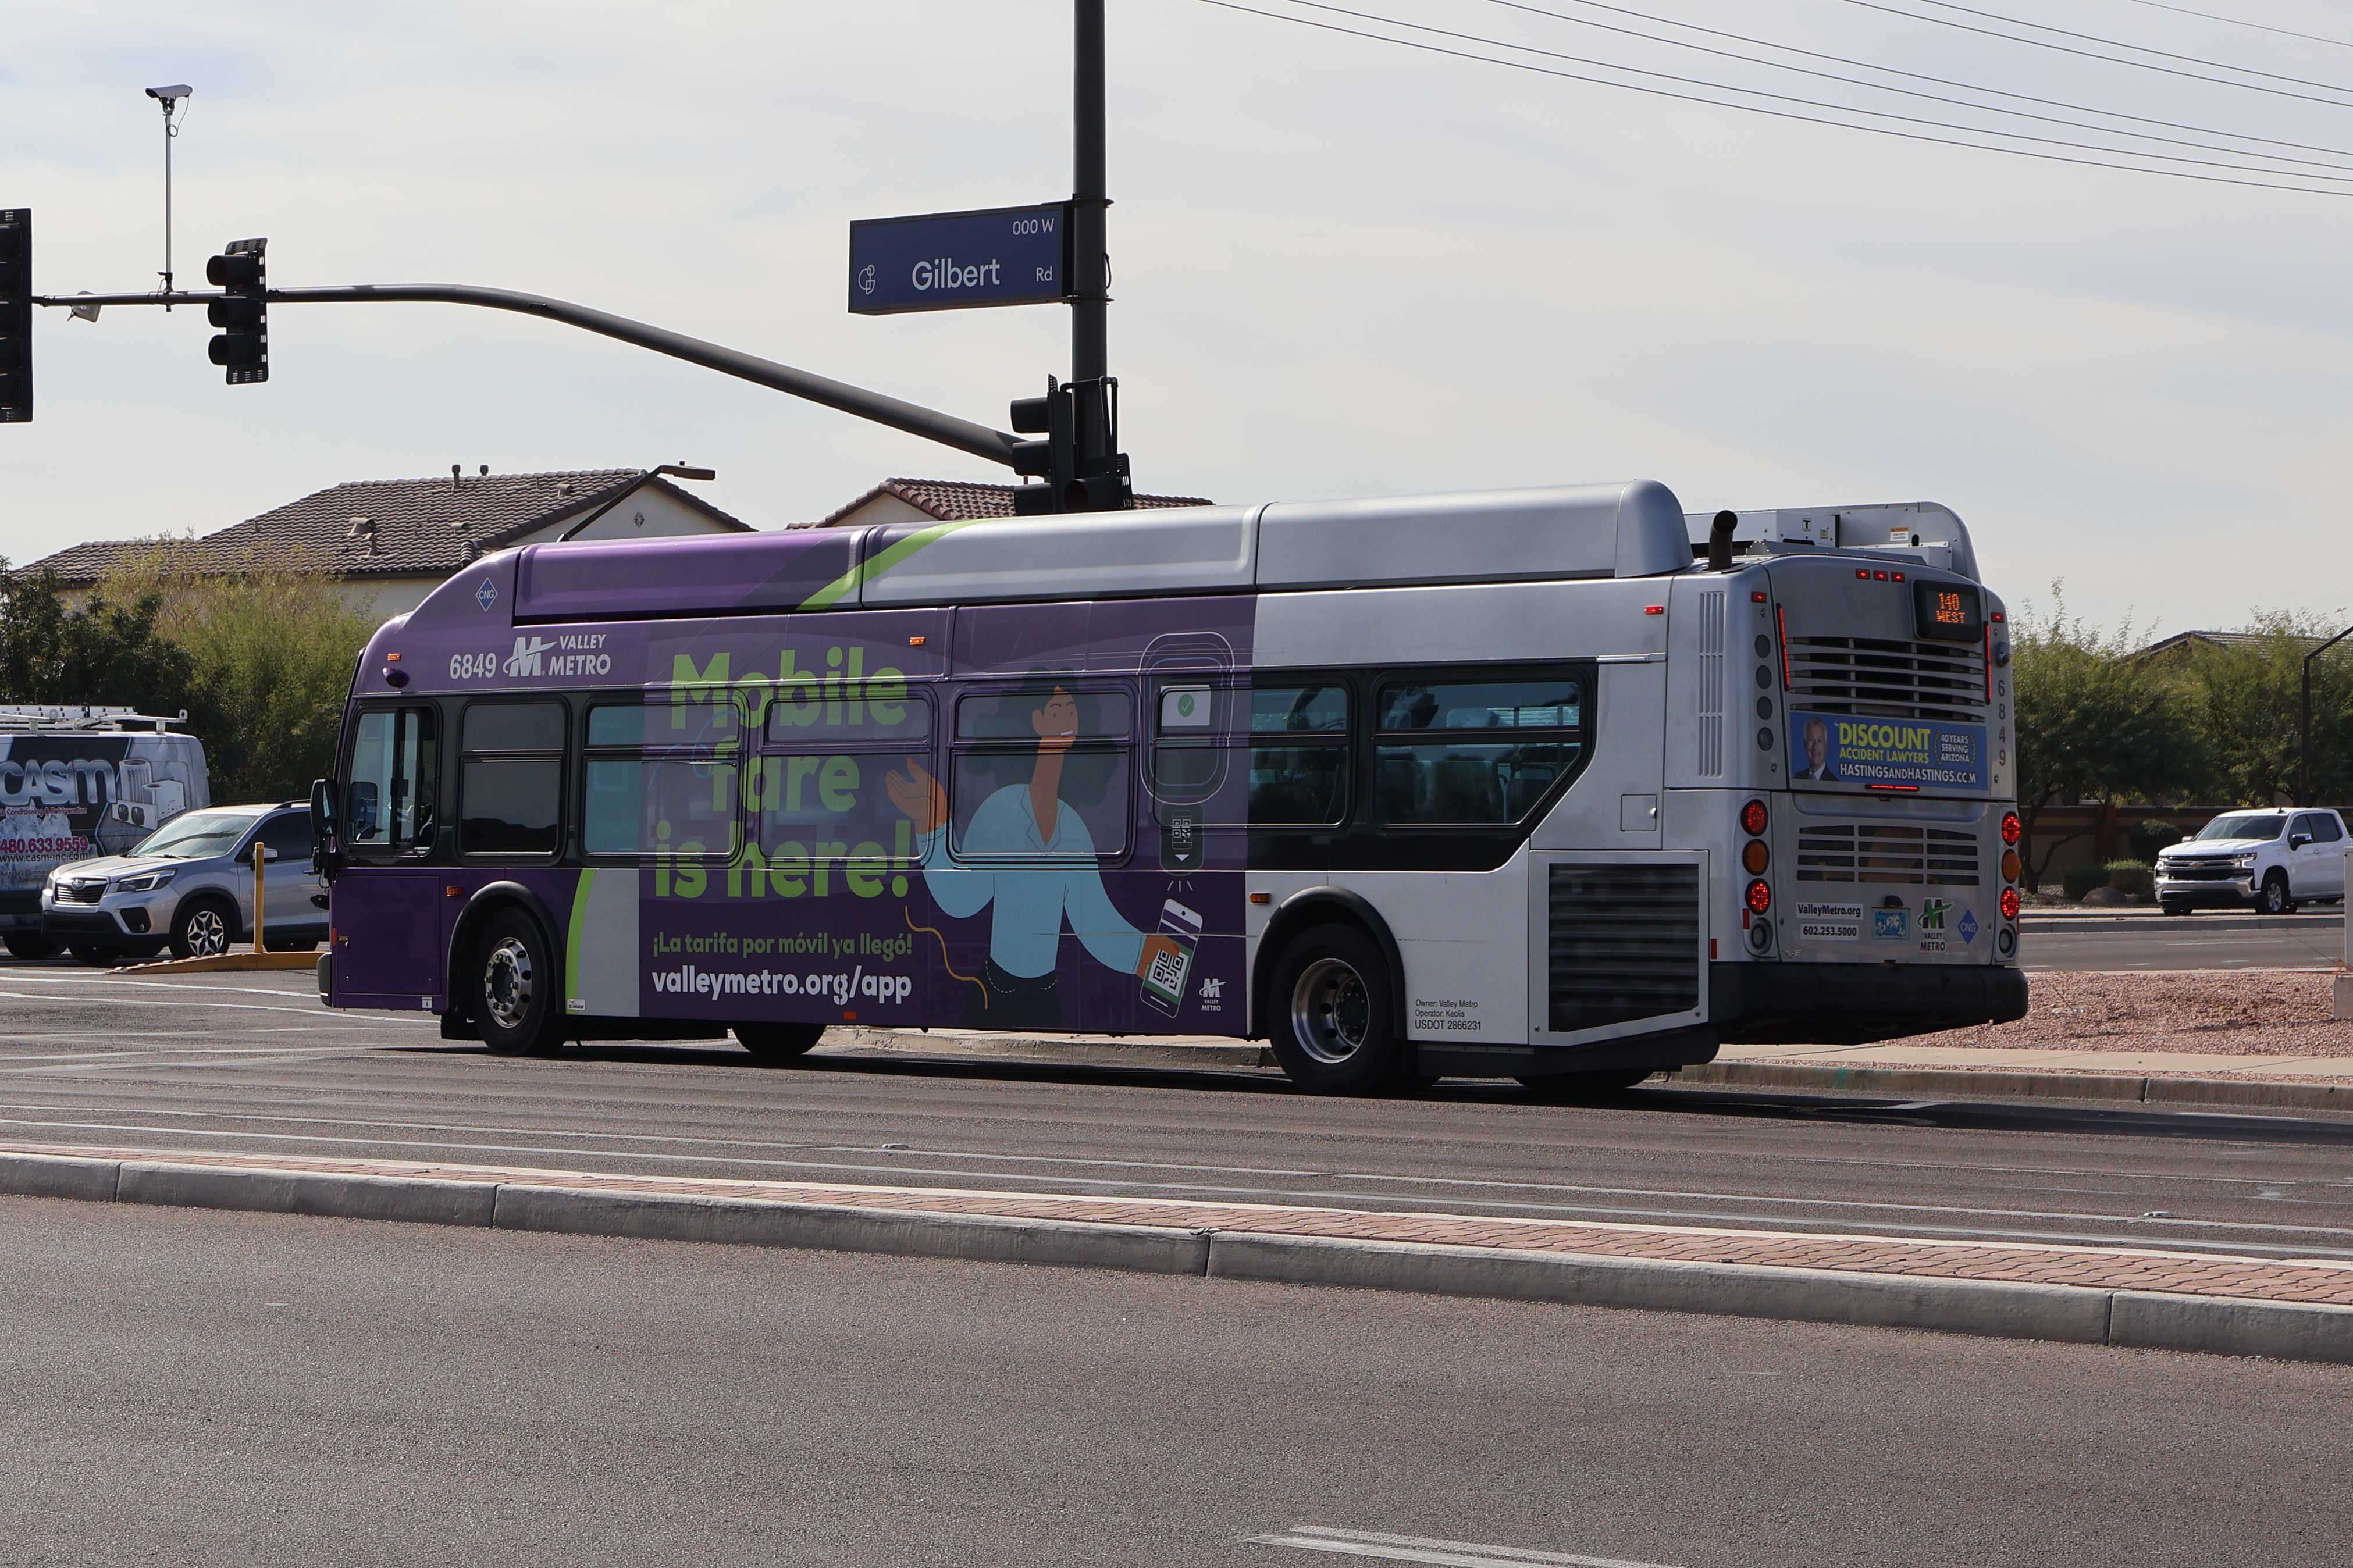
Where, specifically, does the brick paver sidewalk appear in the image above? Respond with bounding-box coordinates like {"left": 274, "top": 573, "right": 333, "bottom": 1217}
{"left": 13, "top": 1141, "right": 2353, "bottom": 1307}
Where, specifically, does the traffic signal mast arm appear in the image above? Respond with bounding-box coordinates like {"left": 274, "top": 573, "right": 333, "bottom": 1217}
{"left": 33, "top": 280, "right": 1028, "bottom": 468}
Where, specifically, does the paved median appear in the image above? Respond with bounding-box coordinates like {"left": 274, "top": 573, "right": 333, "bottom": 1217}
{"left": 3, "top": 1141, "right": 2348, "bottom": 1366}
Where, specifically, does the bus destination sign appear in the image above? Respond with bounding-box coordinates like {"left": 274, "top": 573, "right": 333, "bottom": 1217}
{"left": 1913, "top": 578, "right": 1983, "bottom": 643}
{"left": 848, "top": 202, "right": 1074, "bottom": 315}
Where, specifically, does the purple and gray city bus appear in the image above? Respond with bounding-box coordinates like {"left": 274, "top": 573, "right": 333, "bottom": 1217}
{"left": 312, "top": 481, "right": 2026, "bottom": 1094}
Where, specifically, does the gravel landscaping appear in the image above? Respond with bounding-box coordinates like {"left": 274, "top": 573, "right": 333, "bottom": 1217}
{"left": 1913, "top": 968, "right": 2353, "bottom": 1057}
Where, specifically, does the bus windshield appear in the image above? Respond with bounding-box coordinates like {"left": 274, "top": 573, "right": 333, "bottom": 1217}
{"left": 133, "top": 810, "right": 254, "bottom": 860}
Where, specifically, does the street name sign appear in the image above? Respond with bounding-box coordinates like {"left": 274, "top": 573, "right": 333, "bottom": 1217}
{"left": 849, "top": 202, "right": 1073, "bottom": 315}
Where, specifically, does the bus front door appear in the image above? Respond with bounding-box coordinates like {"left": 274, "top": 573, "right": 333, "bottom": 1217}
{"left": 330, "top": 872, "right": 444, "bottom": 1008}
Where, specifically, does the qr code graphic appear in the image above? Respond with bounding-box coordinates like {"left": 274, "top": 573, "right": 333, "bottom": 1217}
{"left": 1148, "top": 949, "right": 1187, "bottom": 992}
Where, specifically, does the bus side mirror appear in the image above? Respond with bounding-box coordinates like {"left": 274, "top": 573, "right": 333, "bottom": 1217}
{"left": 311, "top": 778, "right": 345, "bottom": 882}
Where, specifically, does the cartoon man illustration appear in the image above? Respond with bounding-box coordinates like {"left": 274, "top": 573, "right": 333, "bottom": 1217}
{"left": 885, "top": 679, "right": 1180, "bottom": 1027}
{"left": 1795, "top": 716, "right": 1840, "bottom": 781}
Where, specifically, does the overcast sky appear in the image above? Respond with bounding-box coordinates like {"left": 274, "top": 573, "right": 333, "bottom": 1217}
{"left": 6, "top": 0, "right": 2351, "bottom": 637}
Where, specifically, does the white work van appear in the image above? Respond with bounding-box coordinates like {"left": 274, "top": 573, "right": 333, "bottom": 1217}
{"left": 0, "top": 707, "right": 210, "bottom": 958}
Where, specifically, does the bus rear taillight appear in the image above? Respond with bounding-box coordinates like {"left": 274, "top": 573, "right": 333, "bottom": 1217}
{"left": 1745, "top": 879, "right": 1772, "bottom": 915}
{"left": 1741, "top": 840, "right": 1769, "bottom": 875}
{"left": 2000, "top": 887, "right": 2021, "bottom": 921}
{"left": 2001, "top": 850, "right": 2021, "bottom": 883}
{"left": 1740, "top": 799, "right": 1768, "bottom": 836}
{"left": 2000, "top": 812, "right": 2022, "bottom": 846}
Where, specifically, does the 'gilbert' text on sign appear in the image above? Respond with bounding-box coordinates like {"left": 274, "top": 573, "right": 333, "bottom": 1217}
{"left": 848, "top": 202, "right": 1074, "bottom": 315}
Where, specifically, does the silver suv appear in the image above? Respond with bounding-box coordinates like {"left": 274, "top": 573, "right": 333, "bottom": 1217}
{"left": 40, "top": 803, "right": 326, "bottom": 965}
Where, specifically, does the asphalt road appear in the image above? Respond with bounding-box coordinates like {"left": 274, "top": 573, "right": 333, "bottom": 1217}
{"left": 2022, "top": 911, "right": 2346, "bottom": 971}
{"left": 2, "top": 962, "right": 2351, "bottom": 1269}
{"left": 0, "top": 1193, "right": 2344, "bottom": 1567}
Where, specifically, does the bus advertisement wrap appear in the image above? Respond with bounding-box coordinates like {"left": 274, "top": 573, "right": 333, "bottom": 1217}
{"left": 1786, "top": 710, "right": 1986, "bottom": 791}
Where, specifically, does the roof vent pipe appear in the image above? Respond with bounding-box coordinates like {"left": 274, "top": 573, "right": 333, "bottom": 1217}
{"left": 1707, "top": 509, "right": 1739, "bottom": 572}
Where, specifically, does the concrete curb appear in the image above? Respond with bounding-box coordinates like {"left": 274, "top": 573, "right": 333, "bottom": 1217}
{"left": 1205, "top": 1232, "right": 2115, "bottom": 1345}
{"left": 2, "top": 1151, "right": 2347, "bottom": 1366}
{"left": 1680, "top": 1060, "right": 2353, "bottom": 1114}
{"left": 489, "top": 1184, "right": 1212, "bottom": 1276}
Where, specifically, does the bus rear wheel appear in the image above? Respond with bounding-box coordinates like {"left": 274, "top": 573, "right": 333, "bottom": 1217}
{"left": 735, "top": 1022, "right": 825, "bottom": 1064}
{"left": 1268, "top": 925, "right": 1404, "bottom": 1095}
{"left": 472, "top": 909, "right": 564, "bottom": 1057}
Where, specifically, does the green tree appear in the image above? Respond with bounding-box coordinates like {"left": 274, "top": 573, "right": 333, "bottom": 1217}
{"left": 2174, "top": 609, "right": 2353, "bottom": 808}
{"left": 0, "top": 563, "right": 195, "bottom": 715}
{"left": 97, "top": 542, "right": 376, "bottom": 801}
{"left": 2012, "top": 588, "right": 2203, "bottom": 886}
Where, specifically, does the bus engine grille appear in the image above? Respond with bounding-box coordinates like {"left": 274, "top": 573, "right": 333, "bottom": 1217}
{"left": 1785, "top": 636, "right": 1987, "bottom": 724}
{"left": 1547, "top": 863, "right": 1701, "bottom": 1032}
{"left": 1795, "top": 823, "right": 1981, "bottom": 886}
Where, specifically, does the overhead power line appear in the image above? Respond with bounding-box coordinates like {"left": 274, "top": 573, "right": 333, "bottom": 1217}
{"left": 1475, "top": 0, "right": 2353, "bottom": 174}
{"left": 1841, "top": 0, "right": 2353, "bottom": 109}
{"left": 1266, "top": 0, "right": 2353, "bottom": 186}
{"left": 1188, "top": 0, "right": 2353, "bottom": 196}
{"left": 1485, "top": 0, "right": 2353, "bottom": 163}
{"left": 1911, "top": 0, "right": 2353, "bottom": 92}
{"left": 2119, "top": 0, "right": 2353, "bottom": 54}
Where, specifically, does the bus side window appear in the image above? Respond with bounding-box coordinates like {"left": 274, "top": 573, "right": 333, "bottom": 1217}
{"left": 1372, "top": 673, "right": 1587, "bottom": 826}
{"left": 582, "top": 700, "right": 739, "bottom": 860}
{"left": 948, "top": 685, "right": 1132, "bottom": 863}
{"left": 346, "top": 705, "right": 439, "bottom": 858}
{"left": 1247, "top": 683, "right": 1350, "bottom": 826}
{"left": 460, "top": 701, "right": 566, "bottom": 857}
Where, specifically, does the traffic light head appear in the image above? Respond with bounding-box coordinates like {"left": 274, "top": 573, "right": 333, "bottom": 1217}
{"left": 204, "top": 237, "right": 266, "bottom": 385}
{"left": 0, "top": 208, "right": 29, "bottom": 424}
{"left": 204, "top": 251, "right": 261, "bottom": 290}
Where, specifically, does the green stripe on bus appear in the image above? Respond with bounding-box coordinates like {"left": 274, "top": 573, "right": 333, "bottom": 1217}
{"left": 566, "top": 867, "right": 596, "bottom": 1004}
{"left": 797, "top": 519, "right": 974, "bottom": 611}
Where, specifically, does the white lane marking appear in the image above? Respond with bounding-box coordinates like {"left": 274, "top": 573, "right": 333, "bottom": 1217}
{"left": 3, "top": 1051, "right": 362, "bottom": 1077}
{"left": 1249, "top": 1525, "right": 1676, "bottom": 1568}
{"left": 0, "top": 972, "right": 320, "bottom": 999}
{"left": 0, "top": 988, "right": 382, "bottom": 1022}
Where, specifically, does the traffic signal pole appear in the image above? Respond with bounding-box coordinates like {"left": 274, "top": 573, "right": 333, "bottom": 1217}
{"left": 1072, "top": 0, "right": 1108, "bottom": 396}
{"left": 33, "top": 280, "right": 1029, "bottom": 468}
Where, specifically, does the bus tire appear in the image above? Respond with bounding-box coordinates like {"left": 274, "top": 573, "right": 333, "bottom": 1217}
{"left": 170, "top": 896, "right": 238, "bottom": 960}
{"left": 1517, "top": 1068, "right": 1654, "bottom": 1099}
{"left": 471, "top": 908, "right": 564, "bottom": 1057}
{"left": 735, "top": 1022, "right": 825, "bottom": 1063}
{"left": 1267, "top": 924, "right": 1405, "bottom": 1095}
{"left": 3, "top": 933, "right": 58, "bottom": 960}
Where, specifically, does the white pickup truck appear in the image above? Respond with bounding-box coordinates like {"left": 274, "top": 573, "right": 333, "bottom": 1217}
{"left": 2154, "top": 808, "right": 2350, "bottom": 915}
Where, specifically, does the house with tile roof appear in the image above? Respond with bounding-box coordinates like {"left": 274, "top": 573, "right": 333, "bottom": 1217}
{"left": 22, "top": 465, "right": 751, "bottom": 620}
{"left": 801, "top": 477, "right": 1213, "bottom": 531}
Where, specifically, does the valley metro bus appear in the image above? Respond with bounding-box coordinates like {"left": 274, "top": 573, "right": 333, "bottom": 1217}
{"left": 310, "top": 480, "right": 2027, "bottom": 1094}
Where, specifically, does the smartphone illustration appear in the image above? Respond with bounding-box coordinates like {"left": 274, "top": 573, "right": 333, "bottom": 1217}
{"left": 1139, "top": 898, "right": 1204, "bottom": 1017}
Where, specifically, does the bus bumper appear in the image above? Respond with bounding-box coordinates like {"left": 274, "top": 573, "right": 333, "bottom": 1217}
{"left": 1710, "top": 962, "right": 2028, "bottom": 1046}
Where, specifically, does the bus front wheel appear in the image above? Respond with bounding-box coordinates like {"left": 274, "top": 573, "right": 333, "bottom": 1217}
{"left": 735, "top": 1022, "right": 825, "bottom": 1064}
{"left": 1268, "top": 925, "right": 1405, "bottom": 1095}
{"left": 472, "top": 909, "right": 564, "bottom": 1057}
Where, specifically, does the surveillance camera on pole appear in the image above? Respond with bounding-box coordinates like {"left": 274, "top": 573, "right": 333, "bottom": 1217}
{"left": 143, "top": 85, "right": 191, "bottom": 305}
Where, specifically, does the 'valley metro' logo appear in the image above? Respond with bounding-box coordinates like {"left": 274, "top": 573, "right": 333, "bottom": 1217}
{"left": 1921, "top": 898, "right": 1950, "bottom": 931}
{"left": 503, "top": 635, "right": 554, "bottom": 678}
